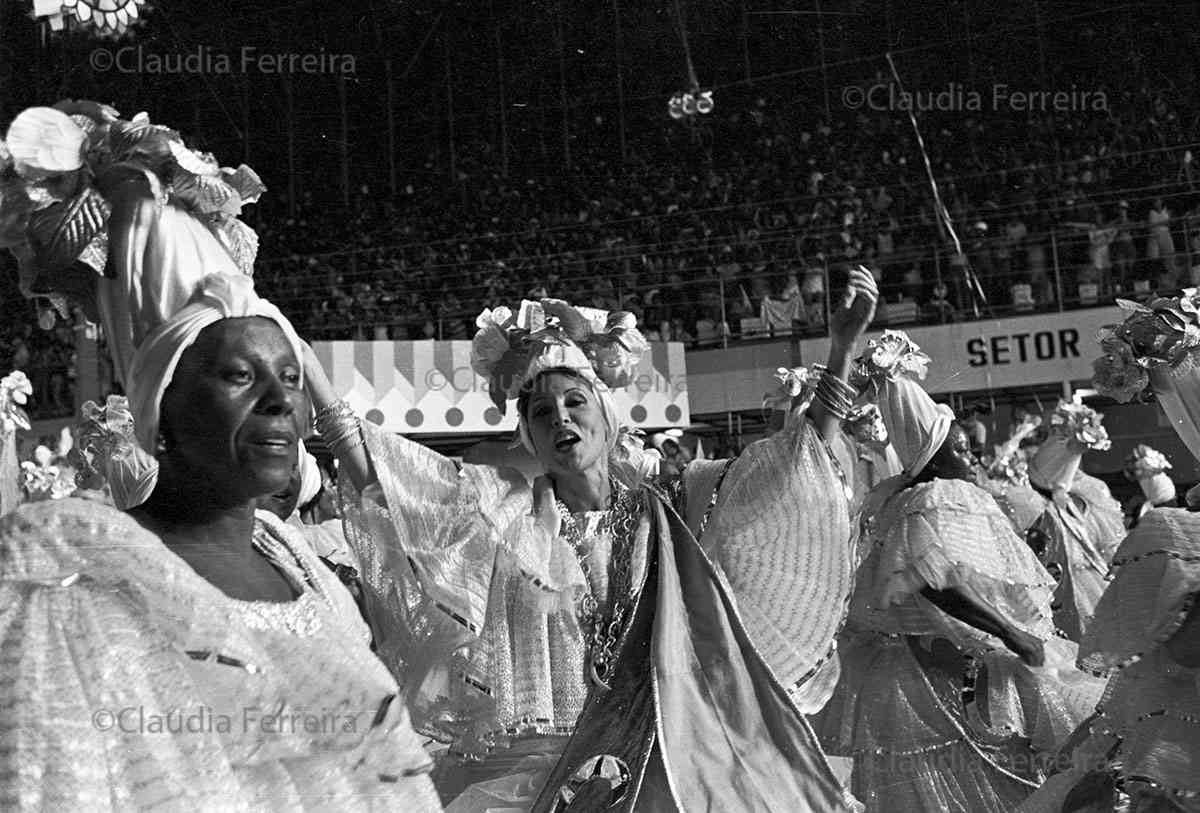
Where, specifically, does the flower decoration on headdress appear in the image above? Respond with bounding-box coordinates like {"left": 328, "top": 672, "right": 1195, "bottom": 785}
{"left": 610, "top": 427, "right": 662, "bottom": 487}
{"left": 1047, "top": 398, "right": 1111, "bottom": 451}
{"left": 20, "top": 444, "right": 76, "bottom": 501}
{"left": 470, "top": 298, "right": 647, "bottom": 413}
{"left": 71, "top": 394, "right": 138, "bottom": 490}
{"left": 1123, "top": 443, "right": 1172, "bottom": 482}
{"left": 852, "top": 329, "right": 931, "bottom": 384}
{"left": 845, "top": 402, "right": 889, "bottom": 445}
{"left": 0, "top": 101, "right": 265, "bottom": 313}
{"left": 987, "top": 447, "right": 1030, "bottom": 485}
{"left": 0, "top": 371, "right": 32, "bottom": 434}
{"left": 33, "top": 0, "right": 150, "bottom": 38}
{"left": 762, "top": 366, "right": 814, "bottom": 412}
{"left": 1092, "top": 291, "right": 1200, "bottom": 402}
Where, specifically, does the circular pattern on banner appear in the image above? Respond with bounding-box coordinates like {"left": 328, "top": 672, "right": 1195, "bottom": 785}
{"left": 484, "top": 407, "right": 503, "bottom": 426}
{"left": 629, "top": 405, "right": 648, "bottom": 423}
{"left": 665, "top": 404, "right": 682, "bottom": 422}
{"left": 445, "top": 407, "right": 464, "bottom": 427}
{"left": 405, "top": 408, "right": 424, "bottom": 427}
{"left": 365, "top": 409, "right": 385, "bottom": 425}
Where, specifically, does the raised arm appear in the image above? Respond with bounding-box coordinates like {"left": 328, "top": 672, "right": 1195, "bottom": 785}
{"left": 300, "top": 340, "right": 376, "bottom": 492}
{"left": 809, "top": 266, "right": 878, "bottom": 442}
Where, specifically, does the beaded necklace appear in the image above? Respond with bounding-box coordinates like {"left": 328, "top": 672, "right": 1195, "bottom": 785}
{"left": 556, "top": 481, "right": 644, "bottom": 690}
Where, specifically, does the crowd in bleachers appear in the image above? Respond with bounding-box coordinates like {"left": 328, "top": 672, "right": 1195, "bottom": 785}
{"left": 247, "top": 66, "right": 1200, "bottom": 345}
{"left": 5, "top": 23, "right": 1200, "bottom": 416}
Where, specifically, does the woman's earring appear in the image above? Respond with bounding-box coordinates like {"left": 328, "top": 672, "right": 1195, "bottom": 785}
{"left": 155, "top": 431, "right": 169, "bottom": 455}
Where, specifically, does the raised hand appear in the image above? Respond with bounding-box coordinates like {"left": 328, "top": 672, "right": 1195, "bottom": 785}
{"left": 829, "top": 265, "right": 879, "bottom": 353}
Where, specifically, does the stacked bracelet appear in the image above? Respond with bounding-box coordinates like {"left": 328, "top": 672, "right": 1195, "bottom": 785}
{"left": 314, "top": 399, "right": 365, "bottom": 456}
{"left": 814, "top": 365, "right": 856, "bottom": 422}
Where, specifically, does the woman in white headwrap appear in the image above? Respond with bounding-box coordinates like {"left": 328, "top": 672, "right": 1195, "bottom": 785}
{"left": 1019, "top": 293, "right": 1200, "bottom": 813}
{"left": 1123, "top": 443, "right": 1178, "bottom": 526}
{"left": 0, "top": 145, "right": 441, "bottom": 812}
{"left": 1025, "top": 400, "right": 1125, "bottom": 642}
{"left": 813, "top": 330, "right": 1105, "bottom": 813}
{"left": 299, "top": 270, "right": 881, "bottom": 811}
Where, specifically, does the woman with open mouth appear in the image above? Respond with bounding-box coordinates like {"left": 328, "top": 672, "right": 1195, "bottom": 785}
{"left": 303, "top": 267, "right": 881, "bottom": 811}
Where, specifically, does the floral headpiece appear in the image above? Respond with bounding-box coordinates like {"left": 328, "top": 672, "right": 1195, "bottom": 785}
{"left": 762, "top": 366, "right": 815, "bottom": 413}
{"left": 851, "top": 329, "right": 931, "bottom": 386}
{"left": 471, "top": 299, "right": 648, "bottom": 413}
{"left": 0, "top": 371, "right": 32, "bottom": 434}
{"left": 1123, "top": 444, "right": 1172, "bottom": 482}
{"left": 987, "top": 447, "right": 1030, "bottom": 485}
{"left": 1047, "top": 398, "right": 1111, "bottom": 451}
{"left": 0, "top": 101, "right": 264, "bottom": 313}
{"left": 845, "top": 402, "right": 889, "bottom": 445}
{"left": 1092, "top": 290, "right": 1200, "bottom": 402}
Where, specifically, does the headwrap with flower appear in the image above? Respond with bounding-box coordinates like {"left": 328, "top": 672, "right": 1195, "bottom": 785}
{"left": 1123, "top": 443, "right": 1172, "bottom": 482}
{"left": 852, "top": 329, "right": 952, "bottom": 478}
{"left": 471, "top": 299, "right": 655, "bottom": 477}
{"left": 986, "top": 414, "right": 1041, "bottom": 486}
{"left": 470, "top": 299, "right": 648, "bottom": 413}
{"left": 1091, "top": 290, "right": 1200, "bottom": 402}
{"left": 1122, "top": 443, "right": 1177, "bottom": 508}
{"left": 1029, "top": 399, "right": 1110, "bottom": 492}
{"left": 1046, "top": 399, "right": 1111, "bottom": 451}
{"left": 851, "top": 329, "right": 931, "bottom": 384}
{"left": 845, "top": 402, "right": 889, "bottom": 446}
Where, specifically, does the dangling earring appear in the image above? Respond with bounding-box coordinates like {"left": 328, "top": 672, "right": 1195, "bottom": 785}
{"left": 155, "top": 431, "right": 169, "bottom": 455}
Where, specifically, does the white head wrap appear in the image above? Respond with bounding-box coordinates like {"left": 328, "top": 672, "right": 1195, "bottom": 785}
{"left": 874, "top": 375, "right": 954, "bottom": 478}
{"left": 513, "top": 343, "right": 622, "bottom": 459}
{"left": 109, "top": 273, "right": 305, "bottom": 509}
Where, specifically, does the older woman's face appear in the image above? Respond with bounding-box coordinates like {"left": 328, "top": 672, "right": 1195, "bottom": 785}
{"left": 525, "top": 372, "right": 609, "bottom": 476}
{"left": 159, "top": 317, "right": 305, "bottom": 503}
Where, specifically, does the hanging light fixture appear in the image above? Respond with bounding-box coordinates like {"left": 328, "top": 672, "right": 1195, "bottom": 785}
{"left": 666, "top": 88, "right": 714, "bottom": 120}
{"left": 31, "top": 0, "right": 149, "bottom": 37}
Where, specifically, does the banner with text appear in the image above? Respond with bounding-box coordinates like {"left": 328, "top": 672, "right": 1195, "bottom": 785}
{"left": 686, "top": 307, "right": 1122, "bottom": 416}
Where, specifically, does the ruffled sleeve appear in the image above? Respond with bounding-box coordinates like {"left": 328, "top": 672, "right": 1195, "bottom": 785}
{"left": 352, "top": 422, "right": 582, "bottom": 635}
{"left": 871, "top": 479, "right": 1057, "bottom": 645}
{"left": 340, "top": 423, "right": 587, "bottom": 737}
{"left": 1079, "top": 507, "right": 1200, "bottom": 673}
{"left": 0, "top": 501, "right": 240, "bottom": 809}
{"left": 682, "top": 402, "right": 856, "bottom": 702}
